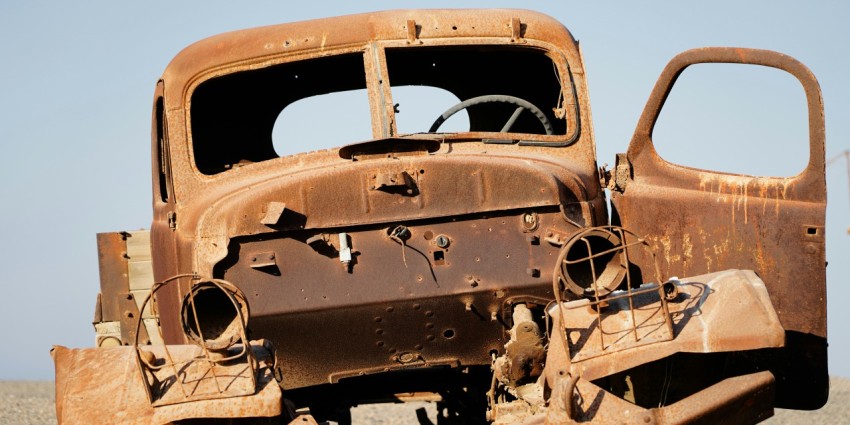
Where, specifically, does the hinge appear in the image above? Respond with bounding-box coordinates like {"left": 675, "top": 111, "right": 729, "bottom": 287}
{"left": 610, "top": 153, "right": 632, "bottom": 192}
{"left": 167, "top": 211, "right": 177, "bottom": 230}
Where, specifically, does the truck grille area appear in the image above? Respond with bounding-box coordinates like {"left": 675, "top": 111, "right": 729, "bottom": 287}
{"left": 216, "top": 209, "right": 572, "bottom": 388}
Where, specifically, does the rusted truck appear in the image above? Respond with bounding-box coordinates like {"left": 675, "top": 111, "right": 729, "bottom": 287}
{"left": 52, "top": 9, "right": 828, "bottom": 425}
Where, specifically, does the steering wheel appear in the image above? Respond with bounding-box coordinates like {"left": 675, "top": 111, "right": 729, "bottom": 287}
{"left": 428, "top": 94, "right": 554, "bottom": 135}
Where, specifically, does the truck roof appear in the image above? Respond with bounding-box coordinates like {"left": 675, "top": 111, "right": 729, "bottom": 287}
{"left": 160, "top": 9, "right": 580, "bottom": 99}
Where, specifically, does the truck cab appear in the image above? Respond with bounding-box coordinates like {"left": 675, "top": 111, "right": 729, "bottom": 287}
{"left": 54, "top": 9, "right": 827, "bottom": 425}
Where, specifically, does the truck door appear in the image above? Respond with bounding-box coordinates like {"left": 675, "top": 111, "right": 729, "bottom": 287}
{"left": 609, "top": 47, "right": 827, "bottom": 409}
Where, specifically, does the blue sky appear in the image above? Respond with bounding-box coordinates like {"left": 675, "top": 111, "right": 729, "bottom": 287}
{"left": 1, "top": 0, "right": 848, "bottom": 380}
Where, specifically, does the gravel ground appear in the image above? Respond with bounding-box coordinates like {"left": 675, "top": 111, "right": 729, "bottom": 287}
{"left": 4, "top": 378, "right": 847, "bottom": 424}
{"left": 0, "top": 381, "right": 57, "bottom": 425}
{"left": 766, "top": 376, "right": 850, "bottom": 425}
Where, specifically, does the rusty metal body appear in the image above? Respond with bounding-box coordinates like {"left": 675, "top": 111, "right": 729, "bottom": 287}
{"left": 54, "top": 9, "right": 827, "bottom": 424}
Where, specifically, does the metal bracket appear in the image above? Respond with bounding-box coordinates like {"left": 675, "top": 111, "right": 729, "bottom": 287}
{"left": 249, "top": 251, "right": 277, "bottom": 269}
{"left": 261, "top": 202, "right": 287, "bottom": 226}
{"left": 167, "top": 211, "right": 177, "bottom": 230}
{"left": 369, "top": 170, "right": 418, "bottom": 194}
{"left": 611, "top": 153, "right": 632, "bottom": 192}
{"left": 118, "top": 292, "right": 150, "bottom": 345}
{"left": 406, "top": 19, "right": 420, "bottom": 44}
{"left": 510, "top": 17, "right": 523, "bottom": 42}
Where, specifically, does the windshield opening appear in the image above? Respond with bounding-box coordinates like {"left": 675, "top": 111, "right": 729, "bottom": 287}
{"left": 190, "top": 53, "right": 368, "bottom": 175}
{"left": 386, "top": 46, "right": 567, "bottom": 137}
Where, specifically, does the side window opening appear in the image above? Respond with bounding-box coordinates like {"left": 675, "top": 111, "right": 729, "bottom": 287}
{"left": 652, "top": 63, "right": 808, "bottom": 177}
{"left": 386, "top": 46, "right": 567, "bottom": 137}
{"left": 190, "top": 53, "right": 368, "bottom": 175}
{"left": 155, "top": 96, "right": 170, "bottom": 203}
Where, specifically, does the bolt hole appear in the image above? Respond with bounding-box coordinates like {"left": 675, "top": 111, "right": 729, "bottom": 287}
{"left": 452, "top": 26, "right": 457, "bottom": 30}
{"left": 443, "top": 329, "right": 455, "bottom": 339}
{"left": 433, "top": 251, "right": 445, "bottom": 262}
{"left": 807, "top": 227, "right": 818, "bottom": 235}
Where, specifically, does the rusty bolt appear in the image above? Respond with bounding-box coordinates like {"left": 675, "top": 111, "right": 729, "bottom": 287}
{"left": 398, "top": 352, "right": 417, "bottom": 363}
{"left": 522, "top": 212, "right": 539, "bottom": 231}
{"left": 435, "top": 234, "right": 450, "bottom": 248}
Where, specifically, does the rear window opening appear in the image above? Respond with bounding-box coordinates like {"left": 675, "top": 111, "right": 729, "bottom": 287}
{"left": 189, "top": 45, "right": 575, "bottom": 176}
{"left": 386, "top": 46, "right": 568, "bottom": 137}
{"left": 190, "top": 53, "right": 368, "bottom": 175}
